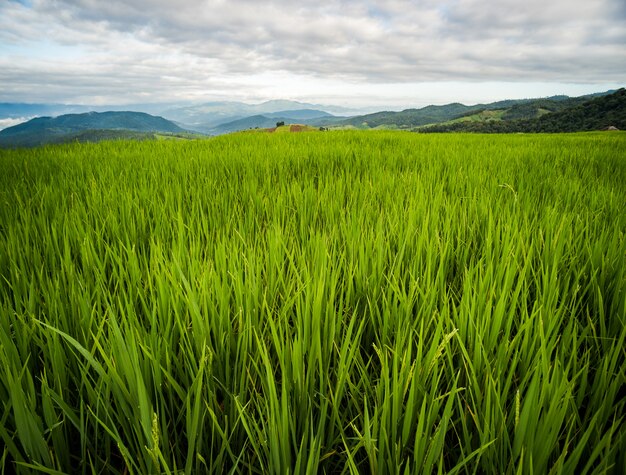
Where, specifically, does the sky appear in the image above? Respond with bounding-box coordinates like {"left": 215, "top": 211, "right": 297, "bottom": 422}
{"left": 1, "top": 0, "right": 625, "bottom": 109}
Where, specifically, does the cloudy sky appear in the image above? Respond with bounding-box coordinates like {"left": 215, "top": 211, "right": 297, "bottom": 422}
{"left": 1, "top": 0, "right": 625, "bottom": 108}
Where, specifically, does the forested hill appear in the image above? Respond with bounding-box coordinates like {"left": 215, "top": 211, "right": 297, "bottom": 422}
{"left": 333, "top": 92, "right": 614, "bottom": 130}
{"left": 421, "top": 89, "right": 626, "bottom": 133}
{"left": 338, "top": 103, "right": 486, "bottom": 129}
{"left": 0, "top": 111, "right": 189, "bottom": 147}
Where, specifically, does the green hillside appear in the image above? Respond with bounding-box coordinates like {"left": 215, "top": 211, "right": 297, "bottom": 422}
{"left": 330, "top": 91, "right": 617, "bottom": 131}
{"left": 0, "top": 111, "right": 191, "bottom": 147}
{"left": 338, "top": 103, "right": 486, "bottom": 129}
{"left": 422, "top": 89, "right": 626, "bottom": 133}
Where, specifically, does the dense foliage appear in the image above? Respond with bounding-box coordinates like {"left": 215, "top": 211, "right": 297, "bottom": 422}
{"left": 1, "top": 132, "right": 625, "bottom": 474}
{"left": 499, "top": 98, "right": 580, "bottom": 121}
{"left": 422, "top": 89, "right": 626, "bottom": 133}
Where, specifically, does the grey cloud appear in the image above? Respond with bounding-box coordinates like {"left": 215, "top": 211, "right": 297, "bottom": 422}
{"left": 0, "top": 0, "right": 624, "bottom": 104}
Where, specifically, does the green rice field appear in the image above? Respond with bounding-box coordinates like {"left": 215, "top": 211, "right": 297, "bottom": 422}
{"left": 0, "top": 131, "right": 625, "bottom": 473}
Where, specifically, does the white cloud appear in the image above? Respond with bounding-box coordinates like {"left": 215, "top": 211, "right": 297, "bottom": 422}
{"left": 0, "top": 0, "right": 624, "bottom": 106}
{"left": 0, "top": 117, "right": 31, "bottom": 130}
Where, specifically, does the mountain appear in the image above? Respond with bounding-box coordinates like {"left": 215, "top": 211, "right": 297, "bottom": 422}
{"left": 160, "top": 100, "right": 347, "bottom": 130}
{"left": 2, "top": 90, "right": 621, "bottom": 144}
{"left": 199, "top": 109, "right": 336, "bottom": 135}
{"left": 335, "top": 103, "right": 486, "bottom": 129}
{"left": 420, "top": 89, "right": 626, "bottom": 133}
{"left": 330, "top": 91, "right": 618, "bottom": 130}
{"left": 263, "top": 109, "right": 333, "bottom": 120}
{"left": 206, "top": 115, "right": 288, "bottom": 135}
{"left": 0, "top": 102, "right": 187, "bottom": 124}
{"left": 0, "top": 111, "right": 190, "bottom": 147}
{"left": 0, "top": 101, "right": 217, "bottom": 134}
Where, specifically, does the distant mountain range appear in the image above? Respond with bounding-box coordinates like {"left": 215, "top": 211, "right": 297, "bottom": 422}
{"left": 0, "top": 111, "right": 190, "bottom": 147}
{"left": 0, "top": 90, "right": 623, "bottom": 147}
{"left": 199, "top": 90, "right": 624, "bottom": 133}
{"left": 203, "top": 110, "right": 336, "bottom": 135}
{"left": 161, "top": 101, "right": 345, "bottom": 132}
{"left": 0, "top": 99, "right": 350, "bottom": 135}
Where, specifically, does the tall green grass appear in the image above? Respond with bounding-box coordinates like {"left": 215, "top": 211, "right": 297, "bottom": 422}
{"left": 0, "top": 131, "right": 625, "bottom": 473}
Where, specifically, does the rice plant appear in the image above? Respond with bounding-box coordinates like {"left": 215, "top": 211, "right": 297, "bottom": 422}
{"left": 0, "top": 131, "right": 624, "bottom": 473}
